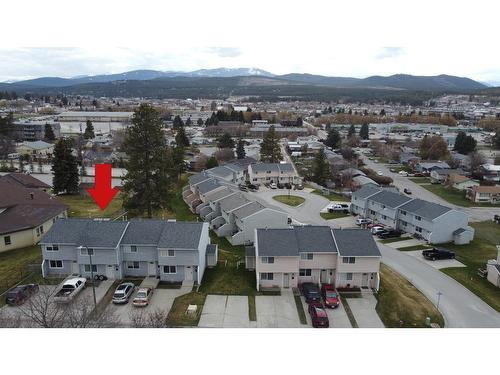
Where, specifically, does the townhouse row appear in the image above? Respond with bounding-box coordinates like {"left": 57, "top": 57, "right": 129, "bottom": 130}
{"left": 351, "top": 184, "right": 474, "bottom": 244}
{"left": 183, "top": 173, "right": 289, "bottom": 245}
{"left": 41, "top": 218, "right": 214, "bottom": 284}
{"left": 245, "top": 226, "right": 381, "bottom": 291}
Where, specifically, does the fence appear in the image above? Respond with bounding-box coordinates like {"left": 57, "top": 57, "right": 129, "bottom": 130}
{"left": 0, "top": 263, "right": 42, "bottom": 297}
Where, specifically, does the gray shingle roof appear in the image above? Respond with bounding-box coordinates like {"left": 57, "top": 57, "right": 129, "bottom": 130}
{"left": 196, "top": 179, "right": 221, "bottom": 194}
{"left": 204, "top": 187, "right": 236, "bottom": 202}
{"left": 158, "top": 222, "right": 205, "bottom": 249}
{"left": 41, "top": 218, "right": 129, "bottom": 248}
{"left": 332, "top": 229, "right": 381, "bottom": 257}
{"left": 188, "top": 173, "right": 211, "bottom": 186}
{"left": 294, "top": 226, "right": 337, "bottom": 253}
{"left": 399, "top": 199, "right": 451, "bottom": 220}
{"left": 251, "top": 163, "right": 280, "bottom": 173}
{"left": 121, "top": 220, "right": 167, "bottom": 244}
{"left": 207, "top": 166, "right": 234, "bottom": 179}
{"left": 232, "top": 201, "right": 265, "bottom": 219}
{"left": 352, "top": 184, "right": 382, "bottom": 199}
{"left": 369, "top": 190, "right": 413, "bottom": 208}
{"left": 353, "top": 175, "right": 379, "bottom": 186}
{"left": 219, "top": 194, "right": 249, "bottom": 212}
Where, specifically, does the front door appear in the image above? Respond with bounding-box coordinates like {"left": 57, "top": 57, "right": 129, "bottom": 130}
{"left": 106, "top": 265, "right": 115, "bottom": 279}
{"left": 362, "top": 273, "right": 369, "bottom": 288}
{"left": 283, "top": 273, "right": 290, "bottom": 288}
{"left": 320, "top": 269, "right": 328, "bottom": 284}
{"left": 72, "top": 261, "right": 79, "bottom": 275}
{"left": 185, "top": 266, "right": 193, "bottom": 281}
{"left": 148, "top": 262, "right": 157, "bottom": 277}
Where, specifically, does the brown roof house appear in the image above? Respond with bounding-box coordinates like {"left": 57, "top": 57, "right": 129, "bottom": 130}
{"left": 1, "top": 173, "right": 51, "bottom": 192}
{"left": 0, "top": 178, "right": 68, "bottom": 252}
{"left": 467, "top": 185, "right": 500, "bottom": 205}
{"left": 445, "top": 174, "right": 479, "bottom": 191}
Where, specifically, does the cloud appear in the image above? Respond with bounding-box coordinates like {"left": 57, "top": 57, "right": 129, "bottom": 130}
{"left": 205, "top": 47, "right": 242, "bottom": 58}
{"left": 375, "top": 47, "right": 405, "bottom": 59}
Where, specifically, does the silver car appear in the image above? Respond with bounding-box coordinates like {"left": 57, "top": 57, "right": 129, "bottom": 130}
{"left": 112, "top": 282, "right": 135, "bottom": 304}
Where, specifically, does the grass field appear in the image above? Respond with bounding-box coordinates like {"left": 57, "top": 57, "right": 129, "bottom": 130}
{"left": 58, "top": 192, "right": 125, "bottom": 218}
{"left": 272, "top": 195, "right": 305, "bottom": 206}
{"left": 293, "top": 294, "right": 307, "bottom": 325}
{"left": 440, "top": 221, "right": 500, "bottom": 312}
{"left": 408, "top": 177, "right": 431, "bottom": 184}
{"left": 0, "top": 245, "right": 42, "bottom": 295}
{"left": 311, "top": 189, "right": 350, "bottom": 202}
{"left": 379, "top": 237, "right": 412, "bottom": 244}
{"left": 376, "top": 264, "right": 444, "bottom": 328}
{"left": 166, "top": 292, "right": 206, "bottom": 327}
{"left": 421, "top": 184, "right": 499, "bottom": 208}
{"left": 320, "top": 211, "right": 350, "bottom": 220}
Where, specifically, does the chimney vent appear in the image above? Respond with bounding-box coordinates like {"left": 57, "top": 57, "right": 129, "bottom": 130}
{"left": 30, "top": 192, "right": 34, "bottom": 200}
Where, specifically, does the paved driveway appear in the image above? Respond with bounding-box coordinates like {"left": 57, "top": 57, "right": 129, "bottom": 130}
{"left": 326, "top": 303, "right": 352, "bottom": 328}
{"left": 347, "top": 295, "right": 384, "bottom": 328}
{"left": 198, "top": 295, "right": 250, "bottom": 328}
{"left": 379, "top": 242, "right": 500, "bottom": 327}
{"left": 106, "top": 288, "right": 184, "bottom": 326}
{"left": 255, "top": 290, "right": 304, "bottom": 328}
{"left": 403, "top": 250, "right": 466, "bottom": 270}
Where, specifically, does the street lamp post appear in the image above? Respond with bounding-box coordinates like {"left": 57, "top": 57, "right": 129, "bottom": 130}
{"left": 436, "top": 291, "right": 443, "bottom": 310}
{"left": 78, "top": 245, "right": 97, "bottom": 309}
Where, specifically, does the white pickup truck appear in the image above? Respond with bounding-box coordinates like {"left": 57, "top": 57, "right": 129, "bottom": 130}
{"left": 53, "top": 277, "right": 87, "bottom": 303}
{"left": 326, "top": 203, "right": 351, "bottom": 213}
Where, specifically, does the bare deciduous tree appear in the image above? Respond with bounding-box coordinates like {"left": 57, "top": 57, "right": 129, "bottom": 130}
{"left": 129, "top": 308, "right": 168, "bottom": 328}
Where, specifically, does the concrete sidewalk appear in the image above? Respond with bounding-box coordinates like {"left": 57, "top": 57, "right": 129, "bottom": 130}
{"left": 347, "top": 294, "right": 384, "bottom": 328}
{"left": 198, "top": 295, "right": 250, "bottom": 328}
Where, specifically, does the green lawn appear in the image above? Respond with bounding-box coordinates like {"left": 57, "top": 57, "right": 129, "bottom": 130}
{"left": 421, "top": 184, "right": 498, "bottom": 208}
{"left": 272, "top": 195, "right": 305, "bottom": 206}
{"left": 439, "top": 222, "right": 500, "bottom": 312}
{"left": 248, "top": 295, "right": 257, "bottom": 321}
{"left": 293, "top": 294, "right": 307, "bottom": 325}
{"left": 320, "top": 211, "right": 350, "bottom": 220}
{"left": 58, "top": 192, "right": 125, "bottom": 218}
{"left": 408, "top": 177, "right": 431, "bottom": 184}
{"left": 339, "top": 295, "right": 358, "bottom": 328}
{"left": 166, "top": 292, "right": 206, "bottom": 327}
{"left": 398, "top": 244, "right": 433, "bottom": 251}
{"left": 379, "top": 237, "right": 412, "bottom": 244}
{"left": 311, "top": 189, "right": 350, "bottom": 202}
{"left": 0, "top": 245, "right": 42, "bottom": 295}
{"left": 376, "top": 264, "right": 444, "bottom": 328}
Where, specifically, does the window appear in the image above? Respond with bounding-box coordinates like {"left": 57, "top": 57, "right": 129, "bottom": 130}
{"left": 4, "top": 236, "right": 12, "bottom": 246}
{"left": 300, "top": 253, "right": 313, "bottom": 260}
{"left": 342, "top": 257, "right": 356, "bottom": 264}
{"left": 80, "top": 247, "right": 94, "bottom": 255}
{"left": 401, "top": 210, "right": 407, "bottom": 216}
{"left": 261, "top": 256, "right": 274, "bottom": 264}
{"left": 160, "top": 250, "right": 175, "bottom": 257}
{"left": 40, "top": 225, "right": 44, "bottom": 234}
{"left": 415, "top": 215, "right": 422, "bottom": 221}
{"left": 36, "top": 227, "right": 40, "bottom": 236}
{"left": 130, "top": 246, "right": 137, "bottom": 253}
{"left": 260, "top": 272, "right": 273, "bottom": 280}
{"left": 163, "top": 265, "right": 176, "bottom": 274}
{"left": 46, "top": 245, "right": 59, "bottom": 251}
{"left": 84, "top": 264, "right": 97, "bottom": 273}
{"left": 370, "top": 210, "right": 375, "bottom": 215}
{"left": 382, "top": 215, "right": 387, "bottom": 220}
{"left": 416, "top": 227, "right": 422, "bottom": 233}
{"left": 344, "top": 272, "right": 353, "bottom": 281}
{"left": 401, "top": 221, "right": 407, "bottom": 227}
{"left": 127, "top": 261, "right": 140, "bottom": 269}
{"left": 49, "top": 260, "right": 63, "bottom": 269}
{"left": 299, "top": 269, "right": 312, "bottom": 276}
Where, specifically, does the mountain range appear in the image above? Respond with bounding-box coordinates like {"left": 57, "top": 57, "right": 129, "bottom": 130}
{"left": 1, "top": 68, "right": 487, "bottom": 92}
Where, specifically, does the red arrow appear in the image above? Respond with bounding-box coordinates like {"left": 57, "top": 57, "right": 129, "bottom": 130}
{"left": 87, "top": 164, "right": 119, "bottom": 210}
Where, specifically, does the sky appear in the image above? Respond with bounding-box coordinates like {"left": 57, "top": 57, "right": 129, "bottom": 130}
{"left": 2, "top": 0, "right": 499, "bottom": 85}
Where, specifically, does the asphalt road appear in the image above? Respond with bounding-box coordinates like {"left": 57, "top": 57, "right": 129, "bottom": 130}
{"left": 361, "top": 155, "right": 500, "bottom": 222}
{"left": 378, "top": 242, "right": 500, "bottom": 327}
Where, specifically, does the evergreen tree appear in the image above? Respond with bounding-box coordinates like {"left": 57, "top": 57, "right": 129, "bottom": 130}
{"left": 83, "top": 120, "right": 95, "bottom": 139}
{"left": 236, "top": 139, "right": 246, "bottom": 159}
{"left": 173, "top": 115, "right": 184, "bottom": 129}
{"left": 172, "top": 146, "right": 186, "bottom": 179}
{"left": 175, "top": 127, "right": 190, "bottom": 148}
{"left": 80, "top": 161, "right": 87, "bottom": 177}
{"left": 0, "top": 112, "right": 15, "bottom": 137}
{"left": 454, "top": 131, "right": 476, "bottom": 154}
{"left": 197, "top": 118, "right": 204, "bottom": 126}
{"left": 185, "top": 117, "right": 192, "bottom": 126}
{"left": 493, "top": 131, "right": 500, "bottom": 150}
{"left": 312, "top": 148, "right": 331, "bottom": 185}
{"left": 217, "top": 132, "right": 235, "bottom": 149}
{"left": 121, "top": 104, "right": 175, "bottom": 217}
{"left": 206, "top": 156, "right": 218, "bottom": 169}
{"left": 260, "top": 125, "right": 282, "bottom": 162}
{"left": 348, "top": 124, "right": 356, "bottom": 137}
{"left": 296, "top": 117, "right": 303, "bottom": 126}
{"left": 52, "top": 138, "right": 79, "bottom": 194}
{"left": 44, "top": 123, "right": 55, "bottom": 141}
{"left": 359, "top": 123, "right": 369, "bottom": 140}
{"left": 324, "top": 129, "right": 341, "bottom": 149}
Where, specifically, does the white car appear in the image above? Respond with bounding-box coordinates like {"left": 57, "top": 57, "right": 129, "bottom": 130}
{"left": 371, "top": 226, "right": 386, "bottom": 235}
{"left": 269, "top": 182, "right": 277, "bottom": 189}
{"left": 356, "top": 218, "right": 372, "bottom": 226}
{"left": 377, "top": 170, "right": 383, "bottom": 176}
{"left": 398, "top": 171, "right": 408, "bottom": 176}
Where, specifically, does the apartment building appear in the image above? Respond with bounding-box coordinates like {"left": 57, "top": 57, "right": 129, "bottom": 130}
{"left": 248, "top": 163, "right": 300, "bottom": 185}
{"left": 246, "top": 226, "right": 381, "bottom": 292}
{"left": 14, "top": 120, "right": 61, "bottom": 141}
{"left": 351, "top": 184, "right": 474, "bottom": 244}
{"left": 40, "top": 219, "right": 212, "bottom": 284}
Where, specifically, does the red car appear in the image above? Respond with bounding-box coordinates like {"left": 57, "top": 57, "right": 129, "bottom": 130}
{"left": 321, "top": 284, "right": 340, "bottom": 309}
{"left": 308, "top": 301, "right": 329, "bottom": 328}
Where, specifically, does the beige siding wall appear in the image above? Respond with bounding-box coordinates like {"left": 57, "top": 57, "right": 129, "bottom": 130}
{"left": 257, "top": 256, "right": 299, "bottom": 273}
{"left": 299, "top": 253, "right": 337, "bottom": 269}
{"left": 336, "top": 257, "right": 380, "bottom": 273}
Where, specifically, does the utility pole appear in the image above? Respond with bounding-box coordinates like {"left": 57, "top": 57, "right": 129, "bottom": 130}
{"left": 78, "top": 245, "right": 97, "bottom": 309}
{"left": 436, "top": 291, "right": 443, "bottom": 310}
